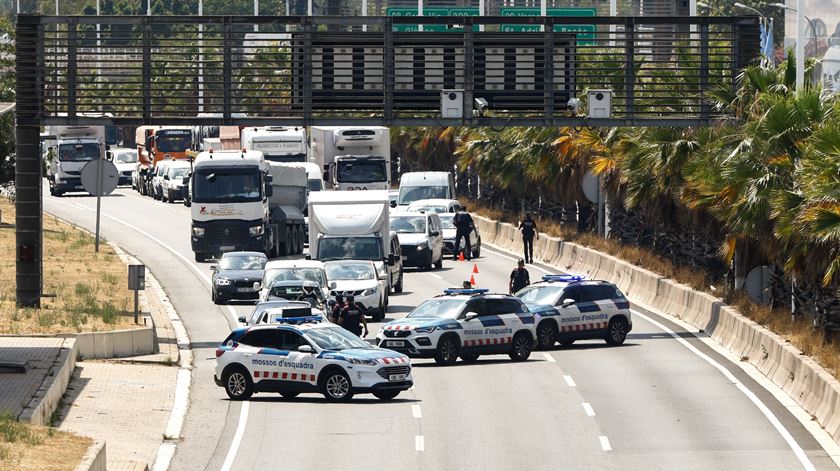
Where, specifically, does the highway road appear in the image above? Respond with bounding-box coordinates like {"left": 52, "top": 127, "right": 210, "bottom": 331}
{"left": 44, "top": 187, "right": 839, "bottom": 471}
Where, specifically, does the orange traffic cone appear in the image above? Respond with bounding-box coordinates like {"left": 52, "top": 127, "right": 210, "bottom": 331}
{"left": 472, "top": 264, "right": 479, "bottom": 274}
{"left": 458, "top": 251, "right": 465, "bottom": 262}
{"left": 469, "top": 274, "right": 476, "bottom": 286}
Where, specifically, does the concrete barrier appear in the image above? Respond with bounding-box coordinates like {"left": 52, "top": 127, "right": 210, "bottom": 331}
{"left": 477, "top": 212, "right": 840, "bottom": 447}
{"left": 19, "top": 338, "right": 77, "bottom": 426}
{"left": 74, "top": 441, "right": 106, "bottom": 471}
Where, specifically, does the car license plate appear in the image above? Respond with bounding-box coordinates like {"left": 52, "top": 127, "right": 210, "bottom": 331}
{"left": 389, "top": 373, "right": 407, "bottom": 382}
{"left": 219, "top": 246, "right": 235, "bottom": 251}
{"left": 236, "top": 287, "right": 252, "bottom": 293}
{"left": 385, "top": 340, "right": 404, "bottom": 347}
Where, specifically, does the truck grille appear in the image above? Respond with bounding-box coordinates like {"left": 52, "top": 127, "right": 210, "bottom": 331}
{"left": 205, "top": 225, "right": 249, "bottom": 246}
{"left": 377, "top": 366, "right": 410, "bottom": 379}
{"left": 382, "top": 330, "right": 411, "bottom": 338}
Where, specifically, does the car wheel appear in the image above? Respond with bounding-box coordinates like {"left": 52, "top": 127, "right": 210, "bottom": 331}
{"left": 460, "top": 353, "right": 479, "bottom": 363}
{"left": 536, "top": 321, "right": 558, "bottom": 350}
{"left": 214, "top": 292, "right": 225, "bottom": 305}
{"left": 373, "top": 390, "right": 400, "bottom": 401}
{"left": 434, "top": 335, "right": 460, "bottom": 366}
{"left": 508, "top": 332, "right": 533, "bottom": 362}
{"left": 394, "top": 273, "right": 403, "bottom": 293}
{"left": 280, "top": 392, "right": 299, "bottom": 398}
{"left": 605, "top": 317, "right": 629, "bottom": 346}
{"left": 223, "top": 366, "right": 253, "bottom": 401}
{"left": 434, "top": 253, "right": 443, "bottom": 269}
{"left": 194, "top": 252, "right": 206, "bottom": 263}
{"left": 375, "top": 298, "right": 385, "bottom": 321}
{"left": 472, "top": 240, "right": 481, "bottom": 258}
{"left": 320, "top": 368, "right": 354, "bottom": 402}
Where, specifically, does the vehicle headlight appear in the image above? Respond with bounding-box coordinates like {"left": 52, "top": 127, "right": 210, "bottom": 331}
{"left": 414, "top": 326, "right": 437, "bottom": 333}
{"left": 249, "top": 225, "right": 264, "bottom": 236}
{"left": 361, "top": 287, "right": 377, "bottom": 296}
{"left": 347, "top": 358, "right": 377, "bottom": 366}
{"left": 192, "top": 227, "right": 205, "bottom": 236}
{"left": 216, "top": 278, "right": 231, "bottom": 286}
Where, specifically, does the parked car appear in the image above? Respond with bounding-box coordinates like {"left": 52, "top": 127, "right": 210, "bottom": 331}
{"left": 324, "top": 260, "right": 387, "bottom": 321}
{"left": 390, "top": 212, "right": 444, "bottom": 270}
{"left": 211, "top": 251, "right": 268, "bottom": 304}
{"left": 439, "top": 212, "right": 481, "bottom": 258}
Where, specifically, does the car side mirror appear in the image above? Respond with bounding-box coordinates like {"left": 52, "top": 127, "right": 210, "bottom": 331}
{"left": 387, "top": 254, "right": 396, "bottom": 266}
{"left": 561, "top": 298, "right": 576, "bottom": 307}
{"left": 465, "top": 312, "right": 479, "bottom": 321}
{"left": 390, "top": 201, "right": 397, "bottom": 208}
{"left": 298, "top": 345, "right": 314, "bottom": 354}
{"left": 429, "top": 230, "right": 439, "bottom": 237}
{"left": 237, "top": 316, "right": 247, "bottom": 323}
{"left": 253, "top": 281, "right": 261, "bottom": 291}
{"left": 265, "top": 185, "right": 273, "bottom": 198}
{"left": 210, "top": 264, "right": 219, "bottom": 272}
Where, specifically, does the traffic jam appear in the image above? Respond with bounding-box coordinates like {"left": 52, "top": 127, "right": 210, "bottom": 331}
{"left": 45, "top": 124, "right": 632, "bottom": 403}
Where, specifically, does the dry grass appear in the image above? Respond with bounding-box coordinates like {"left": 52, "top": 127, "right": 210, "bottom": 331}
{"left": 0, "top": 414, "right": 92, "bottom": 471}
{"left": 469, "top": 199, "right": 840, "bottom": 380}
{"left": 0, "top": 199, "right": 136, "bottom": 334}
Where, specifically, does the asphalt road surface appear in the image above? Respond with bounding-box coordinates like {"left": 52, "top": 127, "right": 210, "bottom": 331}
{"left": 44, "top": 187, "right": 838, "bottom": 471}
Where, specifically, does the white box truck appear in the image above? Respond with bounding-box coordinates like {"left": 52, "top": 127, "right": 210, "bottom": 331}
{"left": 241, "top": 126, "right": 307, "bottom": 163}
{"left": 310, "top": 126, "right": 390, "bottom": 191}
{"left": 46, "top": 125, "right": 106, "bottom": 196}
{"left": 397, "top": 171, "right": 456, "bottom": 207}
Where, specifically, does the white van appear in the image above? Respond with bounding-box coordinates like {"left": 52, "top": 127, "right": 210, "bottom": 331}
{"left": 397, "top": 172, "right": 456, "bottom": 207}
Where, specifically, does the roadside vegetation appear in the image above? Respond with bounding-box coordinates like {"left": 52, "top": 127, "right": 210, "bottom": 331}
{"left": 0, "top": 414, "right": 91, "bottom": 471}
{"left": 0, "top": 198, "right": 136, "bottom": 334}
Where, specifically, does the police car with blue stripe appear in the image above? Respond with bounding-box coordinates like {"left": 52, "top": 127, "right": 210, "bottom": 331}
{"left": 214, "top": 311, "right": 413, "bottom": 402}
{"left": 514, "top": 275, "right": 632, "bottom": 349}
{"left": 375, "top": 288, "right": 537, "bottom": 365}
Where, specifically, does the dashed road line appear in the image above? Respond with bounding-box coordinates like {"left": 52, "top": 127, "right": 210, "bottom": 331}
{"left": 542, "top": 352, "right": 555, "bottom": 363}
{"left": 582, "top": 402, "right": 596, "bottom": 417}
{"left": 415, "top": 435, "right": 425, "bottom": 452}
{"left": 564, "top": 375, "right": 577, "bottom": 387}
{"left": 412, "top": 405, "right": 423, "bottom": 419}
{"left": 599, "top": 436, "right": 612, "bottom": 451}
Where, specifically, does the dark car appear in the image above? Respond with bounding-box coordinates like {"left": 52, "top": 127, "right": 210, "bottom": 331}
{"left": 211, "top": 251, "right": 268, "bottom": 305}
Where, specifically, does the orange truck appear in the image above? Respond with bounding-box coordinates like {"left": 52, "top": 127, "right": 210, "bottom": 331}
{"left": 134, "top": 126, "right": 193, "bottom": 196}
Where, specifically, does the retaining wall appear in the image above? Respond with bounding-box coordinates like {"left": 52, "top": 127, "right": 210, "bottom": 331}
{"left": 19, "top": 338, "right": 77, "bottom": 426}
{"left": 475, "top": 215, "right": 840, "bottom": 444}
{"left": 73, "top": 441, "right": 106, "bottom": 471}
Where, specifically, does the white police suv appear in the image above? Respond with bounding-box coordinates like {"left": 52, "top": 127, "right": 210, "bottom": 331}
{"left": 515, "top": 275, "right": 632, "bottom": 349}
{"left": 376, "top": 288, "right": 537, "bottom": 365}
{"left": 215, "top": 314, "right": 413, "bottom": 402}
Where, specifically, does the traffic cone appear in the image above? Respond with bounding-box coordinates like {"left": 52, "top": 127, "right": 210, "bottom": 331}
{"left": 472, "top": 264, "right": 479, "bottom": 274}
{"left": 469, "top": 274, "right": 476, "bottom": 286}
{"left": 458, "top": 251, "right": 465, "bottom": 262}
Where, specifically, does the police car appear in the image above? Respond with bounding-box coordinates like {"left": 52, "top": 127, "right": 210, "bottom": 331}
{"left": 375, "top": 288, "right": 537, "bottom": 365}
{"left": 514, "top": 275, "right": 632, "bottom": 349}
{"left": 214, "top": 314, "right": 413, "bottom": 402}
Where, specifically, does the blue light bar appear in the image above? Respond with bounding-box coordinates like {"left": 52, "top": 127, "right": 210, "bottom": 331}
{"left": 542, "top": 275, "right": 586, "bottom": 283}
{"left": 443, "top": 288, "right": 489, "bottom": 295}
{"left": 273, "top": 315, "right": 323, "bottom": 325}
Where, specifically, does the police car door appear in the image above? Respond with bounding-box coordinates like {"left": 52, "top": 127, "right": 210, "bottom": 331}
{"left": 276, "top": 329, "right": 319, "bottom": 386}
{"left": 484, "top": 298, "right": 523, "bottom": 348}
{"left": 556, "top": 285, "right": 586, "bottom": 334}
{"left": 458, "top": 298, "right": 487, "bottom": 349}
{"left": 244, "top": 329, "right": 286, "bottom": 385}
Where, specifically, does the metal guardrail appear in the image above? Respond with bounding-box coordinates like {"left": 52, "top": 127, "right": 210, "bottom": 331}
{"left": 16, "top": 15, "right": 760, "bottom": 128}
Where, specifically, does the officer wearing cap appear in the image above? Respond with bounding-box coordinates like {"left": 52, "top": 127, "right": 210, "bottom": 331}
{"left": 509, "top": 259, "right": 530, "bottom": 295}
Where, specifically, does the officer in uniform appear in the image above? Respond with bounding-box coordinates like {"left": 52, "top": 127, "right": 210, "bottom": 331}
{"left": 338, "top": 295, "right": 369, "bottom": 338}
{"left": 509, "top": 259, "right": 531, "bottom": 295}
{"left": 453, "top": 206, "right": 476, "bottom": 261}
{"left": 518, "top": 212, "right": 538, "bottom": 264}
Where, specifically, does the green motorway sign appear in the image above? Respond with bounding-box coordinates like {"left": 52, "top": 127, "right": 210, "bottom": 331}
{"left": 387, "top": 7, "right": 480, "bottom": 32}
{"left": 501, "top": 7, "right": 596, "bottom": 45}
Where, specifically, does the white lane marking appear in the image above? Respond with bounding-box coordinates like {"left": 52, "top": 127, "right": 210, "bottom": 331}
{"left": 415, "top": 435, "right": 425, "bottom": 452}
{"left": 599, "top": 436, "right": 612, "bottom": 452}
{"left": 412, "top": 404, "right": 423, "bottom": 419}
{"left": 582, "top": 402, "right": 596, "bottom": 417}
{"left": 70, "top": 202, "right": 240, "bottom": 324}
{"left": 430, "top": 273, "right": 444, "bottom": 280}
{"left": 632, "top": 309, "right": 816, "bottom": 471}
{"left": 487, "top": 243, "right": 817, "bottom": 470}
{"left": 220, "top": 401, "right": 251, "bottom": 471}
{"left": 564, "top": 375, "right": 577, "bottom": 387}
{"left": 542, "top": 352, "right": 556, "bottom": 363}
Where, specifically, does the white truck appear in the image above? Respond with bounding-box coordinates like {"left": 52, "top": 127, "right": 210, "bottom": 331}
{"left": 310, "top": 126, "right": 391, "bottom": 191}
{"left": 189, "top": 150, "right": 307, "bottom": 262}
{"left": 307, "top": 190, "right": 397, "bottom": 283}
{"left": 46, "top": 125, "right": 106, "bottom": 196}
{"left": 241, "top": 126, "right": 307, "bottom": 163}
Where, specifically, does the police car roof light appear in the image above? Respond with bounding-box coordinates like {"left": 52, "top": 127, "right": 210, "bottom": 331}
{"left": 443, "top": 288, "right": 489, "bottom": 296}
{"left": 273, "top": 315, "right": 323, "bottom": 325}
{"left": 542, "top": 275, "right": 586, "bottom": 283}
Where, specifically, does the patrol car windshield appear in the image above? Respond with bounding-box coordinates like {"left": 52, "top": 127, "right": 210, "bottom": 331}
{"left": 264, "top": 268, "right": 326, "bottom": 288}
{"left": 325, "top": 262, "right": 375, "bottom": 280}
{"left": 219, "top": 254, "right": 267, "bottom": 271}
{"left": 59, "top": 143, "right": 99, "bottom": 162}
{"left": 306, "top": 327, "right": 371, "bottom": 350}
{"left": 390, "top": 216, "right": 426, "bottom": 234}
{"left": 407, "top": 298, "right": 465, "bottom": 319}
{"left": 439, "top": 215, "right": 455, "bottom": 229}
{"left": 516, "top": 285, "right": 564, "bottom": 305}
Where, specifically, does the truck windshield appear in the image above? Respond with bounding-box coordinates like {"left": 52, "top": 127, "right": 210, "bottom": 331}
{"left": 317, "top": 237, "right": 382, "bottom": 262}
{"left": 156, "top": 132, "right": 192, "bottom": 153}
{"left": 398, "top": 186, "right": 448, "bottom": 205}
{"left": 193, "top": 168, "right": 262, "bottom": 203}
{"left": 59, "top": 143, "right": 99, "bottom": 162}
{"left": 337, "top": 160, "right": 387, "bottom": 184}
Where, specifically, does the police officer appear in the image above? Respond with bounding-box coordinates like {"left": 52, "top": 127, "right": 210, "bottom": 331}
{"left": 330, "top": 294, "right": 345, "bottom": 323}
{"left": 509, "top": 259, "right": 530, "bottom": 295}
{"left": 338, "top": 295, "right": 369, "bottom": 338}
{"left": 518, "top": 212, "right": 539, "bottom": 264}
{"left": 453, "top": 206, "right": 475, "bottom": 261}
{"left": 297, "top": 281, "right": 325, "bottom": 310}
